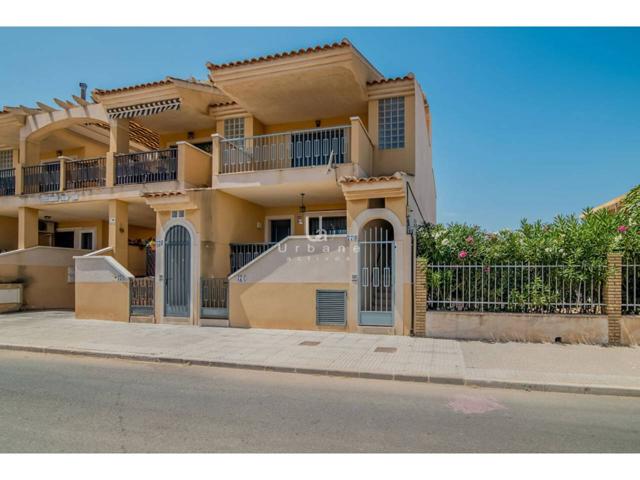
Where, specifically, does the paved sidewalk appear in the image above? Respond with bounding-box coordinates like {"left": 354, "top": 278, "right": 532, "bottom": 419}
{"left": 1, "top": 311, "right": 639, "bottom": 397}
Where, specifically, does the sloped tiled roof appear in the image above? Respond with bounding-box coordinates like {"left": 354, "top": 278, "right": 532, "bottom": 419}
{"left": 206, "top": 39, "right": 352, "bottom": 71}
{"left": 339, "top": 172, "right": 404, "bottom": 184}
{"left": 93, "top": 76, "right": 209, "bottom": 98}
{"left": 367, "top": 73, "right": 415, "bottom": 86}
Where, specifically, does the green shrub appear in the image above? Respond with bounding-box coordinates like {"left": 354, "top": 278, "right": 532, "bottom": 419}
{"left": 417, "top": 184, "right": 640, "bottom": 268}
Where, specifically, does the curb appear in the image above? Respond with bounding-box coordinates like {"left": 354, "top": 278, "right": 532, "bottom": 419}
{"left": 2, "top": 344, "right": 639, "bottom": 398}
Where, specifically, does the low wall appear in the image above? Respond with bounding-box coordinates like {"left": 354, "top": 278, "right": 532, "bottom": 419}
{"left": 427, "top": 311, "right": 609, "bottom": 345}
{"left": 0, "top": 247, "right": 83, "bottom": 310}
{"left": 621, "top": 316, "right": 640, "bottom": 346}
{"left": 74, "top": 255, "right": 133, "bottom": 322}
{"left": 0, "top": 283, "right": 23, "bottom": 313}
{"left": 228, "top": 236, "right": 354, "bottom": 331}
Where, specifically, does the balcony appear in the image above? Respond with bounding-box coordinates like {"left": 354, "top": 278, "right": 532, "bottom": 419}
{"left": 212, "top": 118, "right": 373, "bottom": 207}
{"left": 219, "top": 126, "right": 351, "bottom": 174}
{"left": 115, "top": 149, "right": 177, "bottom": 186}
{"left": 1, "top": 142, "right": 211, "bottom": 199}
{"left": 65, "top": 157, "right": 106, "bottom": 190}
{"left": 23, "top": 163, "right": 61, "bottom": 194}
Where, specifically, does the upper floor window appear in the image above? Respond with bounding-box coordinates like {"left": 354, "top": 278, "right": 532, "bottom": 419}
{"left": 378, "top": 96, "right": 405, "bottom": 150}
{"left": 0, "top": 150, "right": 13, "bottom": 170}
{"left": 224, "top": 117, "right": 245, "bottom": 139}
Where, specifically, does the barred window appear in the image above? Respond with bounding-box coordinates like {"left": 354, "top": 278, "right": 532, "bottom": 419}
{"left": 378, "top": 96, "right": 405, "bottom": 150}
{"left": 224, "top": 117, "right": 245, "bottom": 139}
{"left": 0, "top": 149, "right": 12, "bottom": 170}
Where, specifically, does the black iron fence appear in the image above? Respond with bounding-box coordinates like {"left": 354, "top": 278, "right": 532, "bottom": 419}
{"left": 23, "top": 163, "right": 60, "bottom": 194}
{"left": 427, "top": 264, "right": 607, "bottom": 315}
{"left": 115, "top": 149, "right": 177, "bottom": 185}
{"left": 623, "top": 260, "right": 639, "bottom": 315}
{"left": 65, "top": 157, "right": 106, "bottom": 190}
{"left": 230, "top": 243, "right": 276, "bottom": 273}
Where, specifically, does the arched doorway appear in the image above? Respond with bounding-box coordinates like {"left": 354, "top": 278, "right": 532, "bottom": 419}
{"left": 359, "top": 219, "right": 395, "bottom": 326}
{"left": 164, "top": 225, "right": 191, "bottom": 317}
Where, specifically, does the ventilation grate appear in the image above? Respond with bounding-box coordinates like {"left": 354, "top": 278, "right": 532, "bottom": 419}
{"left": 316, "top": 290, "right": 347, "bottom": 325}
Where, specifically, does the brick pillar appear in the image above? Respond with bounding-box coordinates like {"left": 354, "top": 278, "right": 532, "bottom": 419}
{"left": 605, "top": 253, "right": 623, "bottom": 345}
{"left": 414, "top": 257, "right": 427, "bottom": 337}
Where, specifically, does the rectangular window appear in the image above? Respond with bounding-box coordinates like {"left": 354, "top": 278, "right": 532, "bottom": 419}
{"left": 307, "top": 214, "right": 347, "bottom": 235}
{"left": 224, "top": 118, "right": 245, "bottom": 139}
{"left": 0, "top": 150, "right": 13, "bottom": 170}
{"left": 378, "top": 96, "right": 405, "bottom": 150}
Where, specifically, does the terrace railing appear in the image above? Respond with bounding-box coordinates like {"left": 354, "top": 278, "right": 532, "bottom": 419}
{"left": 115, "top": 149, "right": 177, "bottom": 185}
{"left": 23, "top": 163, "right": 60, "bottom": 194}
{"left": 65, "top": 157, "right": 106, "bottom": 190}
{"left": 230, "top": 242, "right": 276, "bottom": 273}
{"left": 201, "top": 277, "right": 228, "bottom": 318}
{"left": 130, "top": 276, "right": 155, "bottom": 316}
{"left": 220, "top": 126, "right": 350, "bottom": 174}
{"left": 622, "top": 261, "right": 639, "bottom": 315}
{"left": 427, "top": 264, "right": 606, "bottom": 315}
{"left": 0, "top": 168, "right": 15, "bottom": 196}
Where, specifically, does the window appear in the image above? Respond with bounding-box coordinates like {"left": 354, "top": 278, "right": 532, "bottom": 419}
{"left": 307, "top": 214, "right": 347, "bottom": 236}
{"left": 378, "top": 96, "right": 405, "bottom": 149}
{"left": 171, "top": 210, "right": 185, "bottom": 219}
{"left": 0, "top": 150, "right": 13, "bottom": 170}
{"left": 224, "top": 118, "right": 245, "bottom": 139}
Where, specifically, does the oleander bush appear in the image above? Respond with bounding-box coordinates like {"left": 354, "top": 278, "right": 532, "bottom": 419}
{"left": 417, "top": 184, "right": 640, "bottom": 267}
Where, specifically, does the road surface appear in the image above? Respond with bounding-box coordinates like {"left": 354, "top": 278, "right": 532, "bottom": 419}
{"left": 0, "top": 350, "right": 638, "bottom": 452}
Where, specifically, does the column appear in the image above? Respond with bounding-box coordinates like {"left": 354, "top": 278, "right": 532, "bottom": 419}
{"left": 108, "top": 199, "right": 129, "bottom": 268}
{"left": 605, "top": 253, "right": 623, "bottom": 345}
{"left": 18, "top": 207, "right": 39, "bottom": 250}
{"left": 414, "top": 257, "right": 427, "bottom": 337}
{"left": 211, "top": 133, "right": 222, "bottom": 180}
{"left": 106, "top": 118, "right": 130, "bottom": 187}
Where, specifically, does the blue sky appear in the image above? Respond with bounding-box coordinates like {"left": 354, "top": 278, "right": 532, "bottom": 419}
{"left": 0, "top": 27, "right": 638, "bottom": 230}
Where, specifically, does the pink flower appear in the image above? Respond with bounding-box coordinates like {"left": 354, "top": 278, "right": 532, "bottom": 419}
{"left": 618, "top": 225, "right": 629, "bottom": 233}
{"left": 458, "top": 250, "right": 468, "bottom": 259}
{"left": 465, "top": 236, "right": 474, "bottom": 244}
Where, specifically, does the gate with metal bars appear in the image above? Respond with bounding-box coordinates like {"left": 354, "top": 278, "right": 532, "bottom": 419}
{"left": 358, "top": 224, "right": 395, "bottom": 326}
{"left": 164, "top": 225, "right": 191, "bottom": 317}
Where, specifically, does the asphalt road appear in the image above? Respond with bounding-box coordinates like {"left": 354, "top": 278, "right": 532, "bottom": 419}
{"left": 1, "top": 350, "right": 639, "bottom": 453}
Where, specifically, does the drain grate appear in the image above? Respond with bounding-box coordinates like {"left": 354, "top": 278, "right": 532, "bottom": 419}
{"left": 374, "top": 346, "right": 397, "bottom": 353}
{"left": 299, "top": 341, "right": 321, "bottom": 346}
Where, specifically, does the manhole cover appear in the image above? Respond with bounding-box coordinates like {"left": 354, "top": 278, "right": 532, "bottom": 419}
{"left": 374, "top": 346, "right": 397, "bottom": 353}
{"left": 299, "top": 341, "right": 321, "bottom": 346}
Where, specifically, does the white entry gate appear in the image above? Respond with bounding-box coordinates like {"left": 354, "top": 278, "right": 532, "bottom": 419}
{"left": 359, "top": 222, "right": 395, "bottom": 326}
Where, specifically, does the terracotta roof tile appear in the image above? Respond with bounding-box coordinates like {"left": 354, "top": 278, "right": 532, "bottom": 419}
{"left": 209, "top": 101, "right": 237, "bottom": 108}
{"left": 206, "top": 39, "right": 352, "bottom": 71}
{"left": 367, "top": 73, "right": 414, "bottom": 86}
{"left": 142, "top": 191, "right": 186, "bottom": 198}
{"left": 339, "top": 172, "right": 404, "bottom": 184}
{"left": 92, "top": 76, "right": 208, "bottom": 98}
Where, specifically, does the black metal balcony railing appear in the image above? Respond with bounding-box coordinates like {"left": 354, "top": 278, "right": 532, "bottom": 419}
{"left": 115, "top": 149, "right": 177, "bottom": 186}
{"left": 0, "top": 168, "right": 15, "bottom": 196}
{"left": 23, "top": 163, "right": 60, "bottom": 194}
{"left": 220, "top": 126, "right": 351, "bottom": 174}
{"left": 65, "top": 157, "right": 106, "bottom": 190}
{"left": 230, "top": 243, "right": 276, "bottom": 273}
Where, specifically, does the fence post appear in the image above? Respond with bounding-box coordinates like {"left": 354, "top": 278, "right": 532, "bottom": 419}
{"left": 605, "top": 252, "right": 623, "bottom": 345}
{"left": 414, "top": 257, "right": 427, "bottom": 337}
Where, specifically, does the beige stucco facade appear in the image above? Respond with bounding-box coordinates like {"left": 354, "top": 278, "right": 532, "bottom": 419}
{"left": 0, "top": 39, "right": 436, "bottom": 336}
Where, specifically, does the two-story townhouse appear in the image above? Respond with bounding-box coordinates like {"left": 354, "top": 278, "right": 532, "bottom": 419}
{"left": 0, "top": 39, "right": 436, "bottom": 335}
